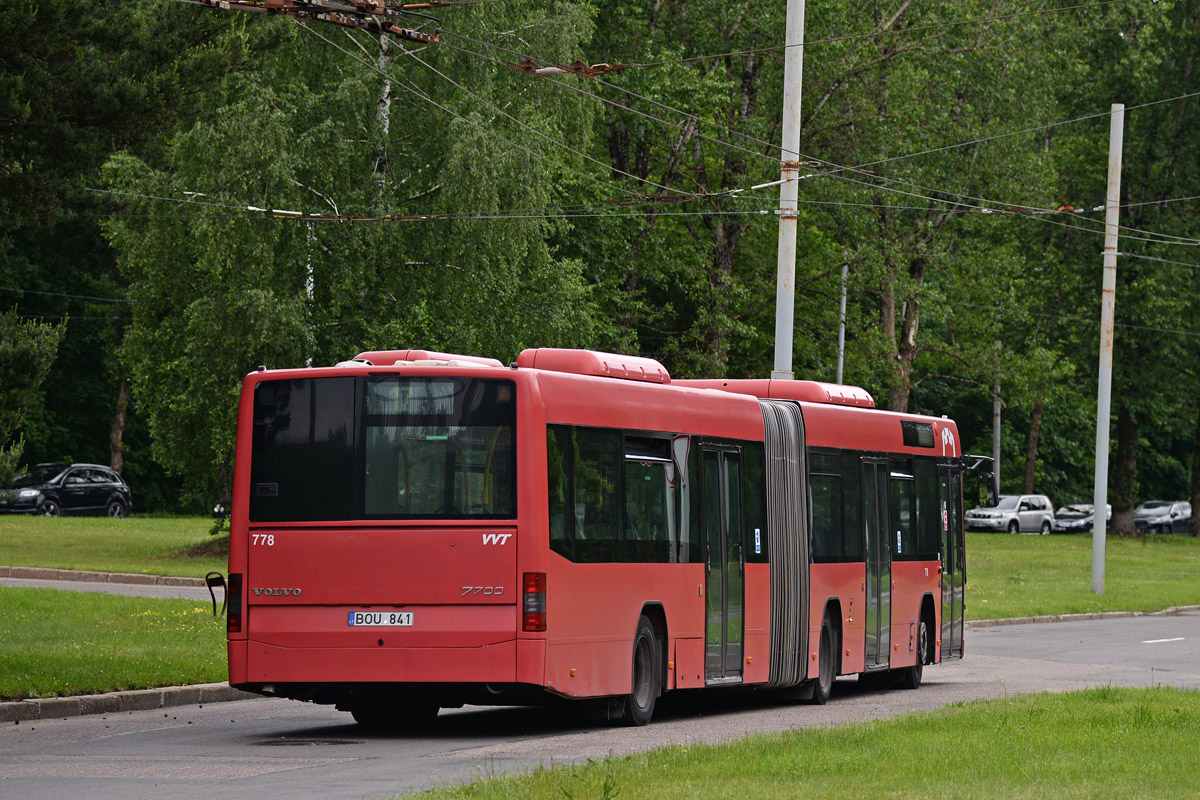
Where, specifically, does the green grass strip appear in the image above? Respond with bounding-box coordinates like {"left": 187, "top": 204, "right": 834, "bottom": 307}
{"left": 967, "top": 532, "right": 1200, "bottom": 620}
{"left": 0, "top": 516, "right": 225, "bottom": 578}
{"left": 410, "top": 687, "right": 1200, "bottom": 800}
{"left": 0, "top": 586, "right": 226, "bottom": 700}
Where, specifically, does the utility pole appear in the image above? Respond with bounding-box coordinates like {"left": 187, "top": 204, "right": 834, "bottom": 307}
{"left": 1092, "top": 103, "right": 1124, "bottom": 595}
{"left": 772, "top": 0, "right": 806, "bottom": 381}
{"left": 835, "top": 263, "right": 848, "bottom": 384}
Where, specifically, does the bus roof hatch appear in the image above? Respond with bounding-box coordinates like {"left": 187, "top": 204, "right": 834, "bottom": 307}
{"left": 516, "top": 348, "right": 671, "bottom": 383}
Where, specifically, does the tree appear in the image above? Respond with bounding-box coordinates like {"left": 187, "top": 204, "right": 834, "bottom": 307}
{"left": 103, "top": 3, "right": 605, "bottom": 503}
{"left": 0, "top": 310, "right": 65, "bottom": 484}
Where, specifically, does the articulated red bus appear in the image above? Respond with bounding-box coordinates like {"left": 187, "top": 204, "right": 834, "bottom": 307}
{"left": 226, "top": 348, "right": 965, "bottom": 727}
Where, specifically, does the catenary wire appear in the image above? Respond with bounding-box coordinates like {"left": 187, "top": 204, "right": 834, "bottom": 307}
{"left": 624, "top": 0, "right": 1130, "bottom": 68}
{"left": 437, "top": 26, "right": 1199, "bottom": 247}
{"left": 295, "top": 21, "right": 654, "bottom": 203}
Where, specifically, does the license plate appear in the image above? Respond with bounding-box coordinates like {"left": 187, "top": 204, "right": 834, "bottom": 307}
{"left": 347, "top": 611, "right": 413, "bottom": 627}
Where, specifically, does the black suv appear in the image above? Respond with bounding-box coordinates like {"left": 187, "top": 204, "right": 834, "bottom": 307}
{"left": 0, "top": 463, "right": 132, "bottom": 517}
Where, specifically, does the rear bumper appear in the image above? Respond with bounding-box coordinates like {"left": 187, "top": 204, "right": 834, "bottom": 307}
{"left": 229, "top": 636, "right": 547, "bottom": 687}
{"left": 236, "top": 639, "right": 519, "bottom": 683}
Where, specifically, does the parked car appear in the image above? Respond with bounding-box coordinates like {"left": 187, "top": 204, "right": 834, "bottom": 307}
{"left": 1133, "top": 500, "right": 1191, "bottom": 534}
{"left": 1053, "top": 503, "right": 1112, "bottom": 533}
{"left": 0, "top": 463, "right": 132, "bottom": 517}
{"left": 965, "top": 494, "right": 1055, "bottom": 534}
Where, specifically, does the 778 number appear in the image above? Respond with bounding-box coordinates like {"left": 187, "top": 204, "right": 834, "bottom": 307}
{"left": 252, "top": 534, "right": 275, "bottom": 546}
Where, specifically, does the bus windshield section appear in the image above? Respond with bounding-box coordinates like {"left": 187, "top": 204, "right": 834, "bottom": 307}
{"left": 251, "top": 376, "right": 515, "bottom": 522}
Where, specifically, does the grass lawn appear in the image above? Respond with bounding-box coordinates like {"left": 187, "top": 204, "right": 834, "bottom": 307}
{"left": 0, "top": 585, "right": 226, "bottom": 701}
{"left": 0, "top": 516, "right": 225, "bottom": 578}
{"left": 967, "top": 531, "right": 1200, "bottom": 620}
{"left": 408, "top": 686, "right": 1200, "bottom": 800}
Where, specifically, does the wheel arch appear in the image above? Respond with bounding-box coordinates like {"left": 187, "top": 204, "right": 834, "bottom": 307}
{"left": 638, "top": 602, "right": 668, "bottom": 691}
{"left": 919, "top": 592, "right": 937, "bottom": 664}
{"left": 822, "top": 597, "right": 843, "bottom": 674}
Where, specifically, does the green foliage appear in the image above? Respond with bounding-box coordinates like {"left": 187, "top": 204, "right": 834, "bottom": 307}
{"left": 0, "top": 0, "right": 1194, "bottom": 510}
{"left": 966, "top": 531, "right": 1200, "bottom": 620}
{"left": 103, "top": 4, "right": 605, "bottom": 502}
{"left": 0, "top": 516, "right": 226, "bottom": 578}
{"left": 0, "top": 309, "right": 65, "bottom": 483}
{"left": 0, "top": 587, "right": 225, "bottom": 700}
{"left": 412, "top": 688, "right": 1200, "bottom": 799}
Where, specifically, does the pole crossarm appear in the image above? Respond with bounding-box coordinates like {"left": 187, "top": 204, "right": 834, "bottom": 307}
{"left": 179, "top": 0, "right": 441, "bottom": 43}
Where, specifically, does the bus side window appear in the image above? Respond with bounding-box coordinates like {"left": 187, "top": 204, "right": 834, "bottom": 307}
{"left": 574, "top": 428, "right": 623, "bottom": 562}
{"left": 547, "top": 425, "right": 573, "bottom": 560}
{"left": 743, "top": 442, "right": 767, "bottom": 562}
{"left": 889, "top": 459, "right": 915, "bottom": 557}
{"left": 810, "top": 449, "right": 841, "bottom": 561}
{"left": 625, "top": 459, "right": 672, "bottom": 563}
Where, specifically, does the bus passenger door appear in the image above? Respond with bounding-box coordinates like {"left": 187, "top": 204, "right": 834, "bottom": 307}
{"left": 939, "top": 466, "right": 965, "bottom": 658}
{"left": 862, "top": 458, "right": 891, "bottom": 669}
{"left": 702, "top": 447, "right": 744, "bottom": 684}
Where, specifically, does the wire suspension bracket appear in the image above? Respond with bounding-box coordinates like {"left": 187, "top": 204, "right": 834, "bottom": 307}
{"left": 186, "top": 0, "right": 440, "bottom": 43}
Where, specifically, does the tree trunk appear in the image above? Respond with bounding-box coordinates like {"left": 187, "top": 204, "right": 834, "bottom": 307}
{"left": 1191, "top": 403, "right": 1200, "bottom": 537}
{"left": 1109, "top": 405, "right": 1139, "bottom": 536}
{"left": 1022, "top": 397, "right": 1044, "bottom": 494}
{"left": 109, "top": 377, "right": 130, "bottom": 474}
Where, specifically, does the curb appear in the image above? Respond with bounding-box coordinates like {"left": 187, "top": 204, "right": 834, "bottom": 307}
{"left": 0, "top": 682, "right": 256, "bottom": 724}
{"left": 968, "top": 604, "right": 1200, "bottom": 628}
{"left": 0, "top": 565, "right": 206, "bottom": 588}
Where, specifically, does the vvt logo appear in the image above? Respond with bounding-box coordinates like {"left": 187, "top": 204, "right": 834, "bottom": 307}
{"left": 482, "top": 533, "right": 513, "bottom": 545}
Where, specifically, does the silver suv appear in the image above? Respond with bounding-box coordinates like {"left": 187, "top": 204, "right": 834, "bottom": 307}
{"left": 965, "top": 494, "right": 1054, "bottom": 534}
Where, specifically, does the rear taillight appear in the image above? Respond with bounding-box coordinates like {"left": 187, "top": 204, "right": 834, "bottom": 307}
{"left": 227, "top": 572, "right": 243, "bottom": 634}
{"left": 522, "top": 572, "right": 546, "bottom": 632}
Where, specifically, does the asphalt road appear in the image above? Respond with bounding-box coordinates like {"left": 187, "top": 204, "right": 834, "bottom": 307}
{"left": 2, "top": 611, "right": 1198, "bottom": 800}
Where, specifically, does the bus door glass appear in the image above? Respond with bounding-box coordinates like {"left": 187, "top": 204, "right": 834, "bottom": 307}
{"left": 862, "top": 457, "right": 891, "bottom": 669}
{"left": 702, "top": 447, "right": 744, "bottom": 684}
{"left": 939, "top": 465, "right": 965, "bottom": 658}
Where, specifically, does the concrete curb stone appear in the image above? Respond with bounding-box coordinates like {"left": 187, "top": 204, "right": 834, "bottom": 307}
{"left": 0, "top": 683, "right": 256, "bottom": 724}
{"left": 1, "top": 565, "right": 206, "bottom": 587}
{"left": 968, "top": 604, "right": 1200, "bottom": 628}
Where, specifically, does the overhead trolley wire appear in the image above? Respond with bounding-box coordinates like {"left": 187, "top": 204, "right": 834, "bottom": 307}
{"left": 295, "top": 24, "right": 659, "bottom": 205}
{"left": 297, "top": 20, "right": 698, "bottom": 203}
{"left": 622, "top": 0, "right": 1130, "bottom": 69}
{"left": 439, "top": 25, "right": 1199, "bottom": 248}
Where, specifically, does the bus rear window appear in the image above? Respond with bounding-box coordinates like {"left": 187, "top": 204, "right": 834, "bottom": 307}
{"left": 250, "top": 376, "right": 516, "bottom": 522}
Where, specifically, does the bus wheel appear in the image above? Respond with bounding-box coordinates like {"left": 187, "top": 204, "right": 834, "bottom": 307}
{"left": 895, "top": 618, "right": 928, "bottom": 690}
{"left": 350, "top": 700, "right": 438, "bottom": 731}
{"left": 810, "top": 612, "right": 835, "bottom": 705}
{"left": 620, "top": 616, "right": 660, "bottom": 726}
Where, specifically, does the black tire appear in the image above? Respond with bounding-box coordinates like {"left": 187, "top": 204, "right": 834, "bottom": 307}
{"left": 1007, "top": 520, "right": 1019, "bottom": 534}
{"left": 106, "top": 500, "right": 129, "bottom": 518}
{"left": 39, "top": 499, "right": 61, "bottom": 517}
{"left": 1040, "top": 520, "right": 1051, "bottom": 535}
{"left": 810, "top": 612, "right": 836, "bottom": 705}
{"left": 349, "top": 700, "right": 438, "bottom": 731}
{"left": 620, "top": 615, "right": 661, "bottom": 726}
{"left": 895, "top": 617, "right": 928, "bottom": 690}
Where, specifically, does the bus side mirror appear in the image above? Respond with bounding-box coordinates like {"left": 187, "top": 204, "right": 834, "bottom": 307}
{"left": 979, "top": 472, "right": 998, "bottom": 508}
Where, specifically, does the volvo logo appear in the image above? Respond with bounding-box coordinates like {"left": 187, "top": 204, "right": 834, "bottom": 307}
{"left": 252, "top": 587, "right": 303, "bottom": 596}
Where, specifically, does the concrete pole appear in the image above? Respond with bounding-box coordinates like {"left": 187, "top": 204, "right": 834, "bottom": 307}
{"left": 771, "top": 0, "right": 805, "bottom": 380}
{"left": 992, "top": 377, "right": 1001, "bottom": 487}
{"left": 835, "top": 263, "right": 848, "bottom": 384}
{"left": 1092, "top": 103, "right": 1124, "bottom": 595}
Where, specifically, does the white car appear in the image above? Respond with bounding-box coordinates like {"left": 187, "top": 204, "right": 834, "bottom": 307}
{"left": 965, "top": 494, "right": 1054, "bottom": 534}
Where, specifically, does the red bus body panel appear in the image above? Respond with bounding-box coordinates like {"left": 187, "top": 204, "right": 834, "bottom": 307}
{"left": 227, "top": 351, "right": 963, "bottom": 709}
